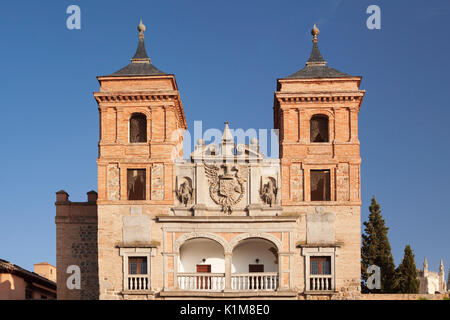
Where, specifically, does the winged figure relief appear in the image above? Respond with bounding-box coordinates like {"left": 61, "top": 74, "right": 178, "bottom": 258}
{"left": 204, "top": 162, "right": 247, "bottom": 214}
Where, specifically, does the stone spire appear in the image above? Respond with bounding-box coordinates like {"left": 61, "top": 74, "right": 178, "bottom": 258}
{"left": 423, "top": 257, "right": 428, "bottom": 275}
{"left": 221, "top": 122, "right": 235, "bottom": 158}
{"left": 222, "top": 122, "right": 234, "bottom": 143}
{"left": 440, "top": 259, "right": 445, "bottom": 274}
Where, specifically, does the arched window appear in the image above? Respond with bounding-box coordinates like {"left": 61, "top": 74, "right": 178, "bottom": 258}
{"left": 129, "top": 113, "right": 147, "bottom": 143}
{"left": 310, "top": 115, "right": 329, "bottom": 143}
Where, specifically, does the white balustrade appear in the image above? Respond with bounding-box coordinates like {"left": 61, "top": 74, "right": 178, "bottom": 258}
{"left": 309, "top": 275, "right": 333, "bottom": 291}
{"left": 127, "top": 275, "right": 149, "bottom": 291}
{"left": 231, "top": 273, "right": 278, "bottom": 291}
{"left": 177, "top": 273, "right": 225, "bottom": 291}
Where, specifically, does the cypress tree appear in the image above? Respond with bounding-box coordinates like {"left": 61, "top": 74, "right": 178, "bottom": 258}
{"left": 394, "top": 245, "right": 420, "bottom": 293}
{"left": 361, "top": 196, "right": 396, "bottom": 293}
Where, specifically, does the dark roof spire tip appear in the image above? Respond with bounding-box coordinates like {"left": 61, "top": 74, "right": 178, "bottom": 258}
{"left": 284, "top": 25, "right": 352, "bottom": 79}
{"left": 131, "top": 19, "right": 151, "bottom": 64}
{"left": 106, "top": 20, "right": 168, "bottom": 77}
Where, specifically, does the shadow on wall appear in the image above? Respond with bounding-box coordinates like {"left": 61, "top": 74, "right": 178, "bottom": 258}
{"left": 0, "top": 280, "right": 15, "bottom": 300}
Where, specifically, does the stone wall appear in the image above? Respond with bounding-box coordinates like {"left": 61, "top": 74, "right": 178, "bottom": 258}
{"left": 359, "top": 293, "right": 450, "bottom": 300}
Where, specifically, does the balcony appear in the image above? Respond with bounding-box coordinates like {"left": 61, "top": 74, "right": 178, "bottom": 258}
{"left": 177, "top": 273, "right": 225, "bottom": 291}
{"left": 176, "top": 272, "right": 279, "bottom": 292}
{"left": 231, "top": 273, "right": 278, "bottom": 291}
{"left": 126, "top": 274, "right": 149, "bottom": 291}
{"left": 309, "top": 274, "right": 333, "bottom": 291}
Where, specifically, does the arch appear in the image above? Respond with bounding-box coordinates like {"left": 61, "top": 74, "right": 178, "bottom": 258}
{"left": 173, "top": 232, "right": 231, "bottom": 254}
{"left": 229, "top": 232, "right": 282, "bottom": 253}
{"left": 310, "top": 114, "right": 329, "bottom": 143}
{"left": 129, "top": 112, "right": 147, "bottom": 143}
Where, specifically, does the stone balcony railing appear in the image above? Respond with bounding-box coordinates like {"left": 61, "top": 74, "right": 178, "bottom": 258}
{"left": 308, "top": 274, "right": 333, "bottom": 291}
{"left": 127, "top": 275, "right": 149, "bottom": 291}
{"left": 231, "top": 273, "right": 278, "bottom": 291}
{"left": 176, "top": 272, "right": 279, "bottom": 291}
{"left": 177, "top": 273, "right": 226, "bottom": 291}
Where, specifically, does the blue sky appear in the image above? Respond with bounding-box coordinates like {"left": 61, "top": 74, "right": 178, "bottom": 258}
{"left": 0, "top": 0, "right": 449, "bottom": 277}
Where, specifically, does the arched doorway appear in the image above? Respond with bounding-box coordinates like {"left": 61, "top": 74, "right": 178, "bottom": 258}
{"left": 231, "top": 238, "right": 279, "bottom": 290}
{"left": 178, "top": 238, "right": 225, "bottom": 291}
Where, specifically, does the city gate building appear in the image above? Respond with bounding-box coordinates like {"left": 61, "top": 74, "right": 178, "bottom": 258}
{"left": 55, "top": 22, "right": 365, "bottom": 300}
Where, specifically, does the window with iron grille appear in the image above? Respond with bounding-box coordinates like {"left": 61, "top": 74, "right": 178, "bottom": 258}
{"left": 310, "top": 115, "right": 329, "bottom": 142}
{"left": 129, "top": 113, "right": 147, "bottom": 143}
{"left": 127, "top": 169, "right": 146, "bottom": 200}
{"left": 310, "top": 169, "right": 331, "bottom": 201}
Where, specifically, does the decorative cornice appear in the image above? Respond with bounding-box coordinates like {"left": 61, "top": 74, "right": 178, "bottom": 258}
{"left": 94, "top": 92, "right": 179, "bottom": 103}
{"left": 276, "top": 94, "right": 364, "bottom": 104}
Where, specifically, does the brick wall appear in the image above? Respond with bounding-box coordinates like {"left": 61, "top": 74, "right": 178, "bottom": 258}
{"left": 55, "top": 191, "right": 99, "bottom": 300}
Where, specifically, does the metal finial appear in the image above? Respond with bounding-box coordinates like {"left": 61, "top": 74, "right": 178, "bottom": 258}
{"left": 311, "top": 24, "right": 320, "bottom": 42}
{"left": 138, "top": 19, "right": 146, "bottom": 37}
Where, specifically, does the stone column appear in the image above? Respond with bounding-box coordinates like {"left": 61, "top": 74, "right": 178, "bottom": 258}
{"left": 225, "top": 253, "right": 232, "bottom": 290}
{"left": 278, "top": 253, "right": 284, "bottom": 290}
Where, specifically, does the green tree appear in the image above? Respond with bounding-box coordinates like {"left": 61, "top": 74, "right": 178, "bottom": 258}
{"left": 394, "top": 245, "right": 420, "bottom": 293}
{"left": 361, "top": 196, "right": 396, "bottom": 293}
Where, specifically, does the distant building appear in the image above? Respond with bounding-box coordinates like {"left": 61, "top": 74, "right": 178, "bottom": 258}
{"left": 0, "top": 259, "right": 56, "bottom": 299}
{"left": 34, "top": 262, "right": 56, "bottom": 283}
{"left": 418, "top": 258, "right": 446, "bottom": 294}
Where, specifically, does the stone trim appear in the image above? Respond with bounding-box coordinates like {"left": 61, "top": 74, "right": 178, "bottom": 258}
{"left": 159, "top": 290, "right": 298, "bottom": 298}
{"left": 119, "top": 248, "right": 152, "bottom": 292}
{"left": 301, "top": 247, "right": 338, "bottom": 292}
{"left": 173, "top": 232, "right": 231, "bottom": 253}
{"left": 157, "top": 216, "right": 298, "bottom": 223}
{"left": 115, "top": 243, "right": 158, "bottom": 248}
{"left": 297, "top": 242, "right": 342, "bottom": 248}
{"left": 228, "top": 232, "right": 283, "bottom": 252}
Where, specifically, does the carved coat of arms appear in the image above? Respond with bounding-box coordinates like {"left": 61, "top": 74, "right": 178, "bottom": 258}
{"left": 204, "top": 162, "right": 247, "bottom": 214}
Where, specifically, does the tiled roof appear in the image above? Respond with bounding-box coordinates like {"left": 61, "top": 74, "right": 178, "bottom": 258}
{"left": 285, "top": 29, "right": 353, "bottom": 79}
{"left": 106, "top": 32, "right": 167, "bottom": 77}
{"left": 0, "top": 258, "right": 56, "bottom": 289}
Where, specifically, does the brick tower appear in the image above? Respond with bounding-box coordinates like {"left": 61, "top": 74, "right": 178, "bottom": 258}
{"left": 274, "top": 24, "right": 365, "bottom": 294}
{"left": 93, "top": 21, "right": 186, "bottom": 299}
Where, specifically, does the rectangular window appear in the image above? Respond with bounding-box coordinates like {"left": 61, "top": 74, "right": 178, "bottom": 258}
{"left": 127, "top": 169, "right": 146, "bottom": 200}
{"left": 310, "top": 170, "right": 331, "bottom": 201}
{"left": 310, "top": 256, "right": 331, "bottom": 275}
{"left": 128, "top": 257, "right": 147, "bottom": 275}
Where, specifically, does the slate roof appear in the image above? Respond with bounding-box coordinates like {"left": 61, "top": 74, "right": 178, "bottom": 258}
{"left": 107, "top": 36, "right": 167, "bottom": 77}
{"left": 286, "top": 40, "right": 352, "bottom": 79}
